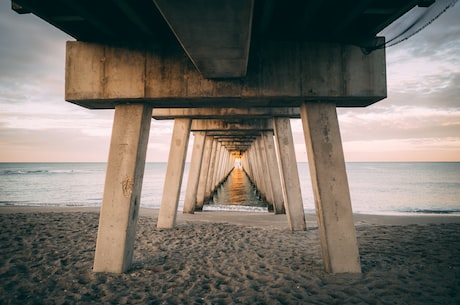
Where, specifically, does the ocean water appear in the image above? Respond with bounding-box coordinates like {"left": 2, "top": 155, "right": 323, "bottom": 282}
{"left": 0, "top": 162, "right": 459, "bottom": 216}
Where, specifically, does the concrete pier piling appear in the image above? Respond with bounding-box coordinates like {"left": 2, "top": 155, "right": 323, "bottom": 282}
{"left": 14, "top": 0, "right": 425, "bottom": 274}
{"left": 195, "top": 136, "right": 214, "bottom": 211}
{"left": 300, "top": 102, "right": 361, "bottom": 273}
{"left": 204, "top": 139, "right": 219, "bottom": 205}
{"left": 157, "top": 119, "right": 191, "bottom": 229}
{"left": 183, "top": 132, "right": 206, "bottom": 214}
{"left": 93, "top": 104, "right": 152, "bottom": 273}
{"left": 273, "top": 118, "right": 307, "bottom": 232}
{"left": 262, "top": 132, "right": 285, "bottom": 214}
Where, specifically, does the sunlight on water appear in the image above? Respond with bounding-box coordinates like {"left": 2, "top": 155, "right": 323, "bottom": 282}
{"left": 204, "top": 168, "right": 268, "bottom": 211}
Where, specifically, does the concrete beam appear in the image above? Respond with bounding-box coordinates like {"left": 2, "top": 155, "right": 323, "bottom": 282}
{"left": 153, "top": 0, "right": 254, "bottom": 78}
{"left": 152, "top": 107, "right": 301, "bottom": 119}
{"left": 218, "top": 140, "right": 253, "bottom": 145}
{"left": 65, "top": 41, "right": 386, "bottom": 109}
{"left": 190, "top": 119, "right": 272, "bottom": 132}
{"left": 217, "top": 136, "right": 256, "bottom": 141}
{"left": 205, "top": 131, "right": 261, "bottom": 137}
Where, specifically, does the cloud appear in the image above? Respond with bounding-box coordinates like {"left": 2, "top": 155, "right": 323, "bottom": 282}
{"left": 342, "top": 137, "right": 460, "bottom": 162}
{"left": 0, "top": 124, "right": 110, "bottom": 162}
{"left": 385, "top": 3, "right": 460, "bottom": 106}
{"left": 338, "top": 105, "right": 460, "bottom": 140}
{"left": 334, "top": 2, "right": 460, "bottom": 162}
{"left": 0, "top": 5, "right": 72, "bottom": 78}
{"left": 383, "top": 2, "right": 460, "bottom": 59}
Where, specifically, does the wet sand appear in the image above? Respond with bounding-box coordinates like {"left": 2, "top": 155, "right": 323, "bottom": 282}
{"left": 1, "top": 206, "right": 459, "bottom": 304}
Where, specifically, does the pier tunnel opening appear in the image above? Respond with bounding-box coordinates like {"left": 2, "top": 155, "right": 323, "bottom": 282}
{"left": 203, "top": 167, "right": 269, "bottom": 213}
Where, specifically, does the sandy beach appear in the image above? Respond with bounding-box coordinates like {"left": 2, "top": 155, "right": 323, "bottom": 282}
{"left": 1, "top": 207, "right": 459, "bottom": 304}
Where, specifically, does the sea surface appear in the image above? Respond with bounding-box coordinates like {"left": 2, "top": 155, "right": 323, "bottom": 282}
{"left": 0, "top": 162, "right": 459, "bottom": 216}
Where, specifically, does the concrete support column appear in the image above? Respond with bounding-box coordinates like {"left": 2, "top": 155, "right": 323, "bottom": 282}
{"left": 196, "top": 136, "right": 214, "bottom": 211}
{"left": 93, "top": 104, "right": 152, "bottom": 273}
{"left": 262, "top": 132, "right": 285, "bottom": 214}
{"left": 247, "top": 150, "right": 254, "bottom": 183}
{"left": 273, "top": 117, "right": 306, "bottom": 231}
{"left": 259, "top": 136, "right": 275, "bottom": 208}
{"left": 157, "top": 118, "right": 192, "bottom": 229}
{"left": 224, "top": 154, "right": 230, "bottom": 177}
{"left": 241, "top": 154, "right": 249, "bottom": 178}
{"left": 252, "top": 144, "right": 262, "bottom": 191}
{"left": 212, "top": 144, "right": 223, "bottom": 190}
{"left": 220, "top": 148, "right": 228, "bottom": 181}
{"left": 250, "top": 145, "right": 259, "bottom": 188}
{"left": 300, "top": 102, "right": 361, "bottom": 273}
{"left": 204, "top": 139, "right": 218, "bottom": 203}
{"left": 183, "top": 131, "right": 206, "bottom": 214}
{"left": 245, "top": 148, "right": 254, "bottom": 184}
{"left": 248, "top": 146, "right": 258, "bottom": 188}
{"left": 254, "top": 141, "right": 265, "bottom": 200}
{"left": 245, "top": 149, "right": 251, "bottom": 177}
{"left": 225, "top": 151, "right": 231, "bottom": 177}
{"left": 217, "top": 149, "right": 228, "bottom": 185}
{"left": 227, "top": 153, "right": 234, "bottom": 177}
{"left": 224, "top": 152, "right": 228, "bottom": 177}
{"left": 255, "top": 137, "right": 270, "bottom": 203}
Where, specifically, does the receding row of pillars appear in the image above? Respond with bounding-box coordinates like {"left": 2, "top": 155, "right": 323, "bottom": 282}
{"left": 183, "top": 132, "right": 236, "bottom": 214}
{"left": 155, "top": 119, "right": 238, "bottom": 228}
{"left": 93, "top": 102, "right": 361, "bottom": 274}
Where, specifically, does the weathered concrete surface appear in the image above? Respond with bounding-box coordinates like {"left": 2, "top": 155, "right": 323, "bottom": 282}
{"left": 65, "top": 41, "right": 386, "bottom": 109}
{"left": 153, "top": 0, "right": 254, "bottom": 78}
{"left": 204, "top": 139, "right": 219, "bottom": 204}
{"left": 157, "top": 119, "right": 191, "bottom": 229}
{"left": 262, "top": 132, "right": 285, "bottom": 214}
{"left": 93, "top": 104, "right": 151, "bottom": 273}
{"left": 195, "top": 136, "right": 214, "bottom": 211}
{"left": 191, "top": 119, "right": 273, "bottom": 132}
{"left": 211, "top": 144, "right": 223, "bottom": 190}
{"left": 183, "top": 132, "right": 206, "bottom": 214}
{"left": 300, "top": 102, "right": 361, "bottom": 273}
{"left": 273, "top": 118, "right": 306, "bottom": 231}
{"left": 254, "top": 138, "right": 270, "bottom": 203}
{"left": 152, "top": 107, "right": 301, "bottom": 119}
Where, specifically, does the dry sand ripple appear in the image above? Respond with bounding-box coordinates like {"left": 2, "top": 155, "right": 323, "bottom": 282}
{"left": 0, "top": 210, "right": 459, "bottom": 304}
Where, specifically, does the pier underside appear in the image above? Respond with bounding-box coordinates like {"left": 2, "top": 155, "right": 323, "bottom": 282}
{"left": 62, "top": 35, "right": 382, "bottom": 274}
{"left": 11, "top": 0, "right": 430, "bottom": 275}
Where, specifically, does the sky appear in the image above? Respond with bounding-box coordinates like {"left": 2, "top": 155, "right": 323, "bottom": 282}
{"left": 0, "top": 2, "right": 459, "bottom": 162}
